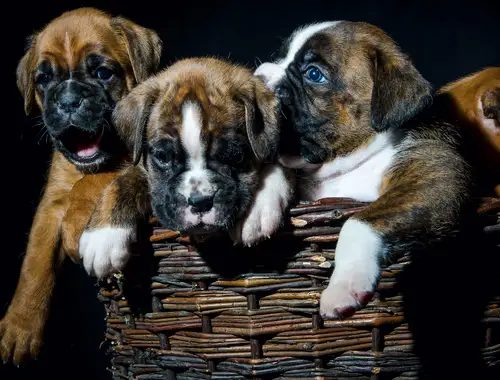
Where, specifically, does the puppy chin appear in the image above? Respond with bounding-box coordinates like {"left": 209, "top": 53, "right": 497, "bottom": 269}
{"left": 182, "top": 207, "right": 221, "bottom": 235}
{"left": 278, "top": 154, "right": 322, "bottom": 171}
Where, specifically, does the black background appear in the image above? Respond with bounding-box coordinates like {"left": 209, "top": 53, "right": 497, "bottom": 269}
{"left": 0, "top": 0, "right": 499, "bottom": 379}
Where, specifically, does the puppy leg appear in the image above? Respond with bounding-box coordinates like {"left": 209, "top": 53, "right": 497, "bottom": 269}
{"left": 320, "top": 139, "right": 471, "bottom": 319}
{"left": 231, "top": 164, "right": 294, "bottom": 246}
{"left": 0, "top": 155, "right": 81, "bottom": 364}
{"left": 61, "top": 172, "right": 121, "bottom": 262}
{"left": 79, "top": 165, "right": 150, "bottom": 278}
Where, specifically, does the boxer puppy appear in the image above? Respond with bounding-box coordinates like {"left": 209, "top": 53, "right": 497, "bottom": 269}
{"left": 254, "top": 21, "right": 471, "bottom": 319}
{"left": 0, "top": 8, "right": 161, "bottom": 365}
{"left": 77, "top": 57, "right": 293, "bottom": 271}
{"left": 435, "top": 67, "right": 500, "bottom": 196}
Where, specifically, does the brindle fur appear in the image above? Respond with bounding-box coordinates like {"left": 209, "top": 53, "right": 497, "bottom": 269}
{"left": 85, "top": 58, "right": 281, "bottom": 244}
{"left": 270, "top": 21, "right": 472, "bottom": 317}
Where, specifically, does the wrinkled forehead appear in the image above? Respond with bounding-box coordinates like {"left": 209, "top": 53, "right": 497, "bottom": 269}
{"left": 147, "top": 83, "right": 247, "bottom": 143}
{"left": 34, "top": 19, "right": 126, "bottom": 70}
{"left": 274, "top": 21, "right": 341, "bottom": 68}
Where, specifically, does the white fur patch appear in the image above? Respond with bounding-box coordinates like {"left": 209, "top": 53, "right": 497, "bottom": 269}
{"left": 231, "top": 164, "right": 294, "bottom": 246}
{"left": 294, "top": 132, "right": 396, "bottom": 202}
{"left": 178, "top": 102, "right": 214, "bottom": 203}
{"left": 320, "top": 219, "right": 382, "bottom": 319}
{"left": 180, "top": 101, "right": 204, "bottom": 164}
{"left": 184, "top": 207, "right": 217, "bottom": 227}
{"left": 254, "top": 21, "right": 340, "bottom": 90}
{"left": 79, "top": 227, "right": 136, "bottom": 279}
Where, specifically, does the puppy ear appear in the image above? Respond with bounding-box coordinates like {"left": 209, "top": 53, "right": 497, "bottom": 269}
{"left": 112, "top": 81, "right": 160, "bottom": 165}
{"left": 16, "top": 34, "right": 37, "bottom": 115}
{"left": 111, "top": 16, "right": 162, "bottom": 84}
{"left": 481, "top": 87, "right": 500, "bottom": 126}
{"left": 370, "top": 44, "right": 433, "bottom": 131}
{"left": 243, "top": 77, "right": 280, "bottom": 161}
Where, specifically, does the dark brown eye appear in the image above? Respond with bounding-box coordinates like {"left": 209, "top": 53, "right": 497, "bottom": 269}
{"left": 35, "top": 72, "right": 52, "bottom": 86}
{"left": 150, "top": 147, "right": 174, "bottom": 168}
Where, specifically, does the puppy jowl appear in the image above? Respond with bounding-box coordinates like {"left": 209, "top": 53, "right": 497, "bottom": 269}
{"left": 110, "top": 57, "right": 293, "bottom": 246}
{"left": 256, "top": 21, "right": 470, "bottom": 319}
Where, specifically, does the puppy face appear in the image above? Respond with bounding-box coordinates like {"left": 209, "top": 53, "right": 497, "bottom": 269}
{"left": 112, "top": 58, "right": 279, "bottom": 234}
{"left": 16, "top": 8, "right": 161, "bottom": 172}
{"left": 255, "top": 21, "right": 432, "bottom": 168}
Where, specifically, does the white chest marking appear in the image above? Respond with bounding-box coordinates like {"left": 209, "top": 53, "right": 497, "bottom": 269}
{"left": 297, "top": 133, "right": 396, "bottom": 202}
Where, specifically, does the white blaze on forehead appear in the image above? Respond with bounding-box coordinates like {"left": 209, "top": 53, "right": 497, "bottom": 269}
{"left": 278, "top": 21, "right": 340, "bottom": 67}
{"left": 178, "top": 101, "right": 214, "bottom": 203}
{"left": 180, "top": 101, "right": 205, "bottom": 168}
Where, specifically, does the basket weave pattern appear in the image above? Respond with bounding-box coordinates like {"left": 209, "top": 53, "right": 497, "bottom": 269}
{"left": 99, "top": 198, "right": 500, "bottom": 379}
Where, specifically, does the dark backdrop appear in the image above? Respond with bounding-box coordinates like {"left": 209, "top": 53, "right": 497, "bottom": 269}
{"left": 1, "top": 0, "right": 499, "bottom": 379}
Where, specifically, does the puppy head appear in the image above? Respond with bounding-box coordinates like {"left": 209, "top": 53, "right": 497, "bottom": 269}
{"left": 438, "top": 67, "right": 500, "bottom": 151}
{"left": 112, "top": 58, "right": 279, "bottom": 234}
{"left": 16, "top": 8, "right": 162, "bottom": 172}
{"left": 254, "top": 21, "right": 432, "bottom": 168}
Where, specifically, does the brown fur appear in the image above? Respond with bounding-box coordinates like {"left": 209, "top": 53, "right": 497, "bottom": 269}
{"left": 277, "top": 21, "right": 432, "bottom": 163}
{"left": 315, "top": 22, "right": 467, "bottom": 256}
{"left": 270, "top": 21, "right": 470, "bottom": 319}
{"left": 436, "top": 67, "right": 500, "bottom": 196}
{"left": 85, "top": 58, "right": 281, "bottom": 245}
{"left": 0, "top": 8, "right": 161, "bottom": 365}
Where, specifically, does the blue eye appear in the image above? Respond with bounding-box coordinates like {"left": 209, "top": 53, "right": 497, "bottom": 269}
{"left": 305, "top": 66, "right": 326, "bottom": 83}
{"left": 96, "top": 67, "right": 114, "bottom": 80}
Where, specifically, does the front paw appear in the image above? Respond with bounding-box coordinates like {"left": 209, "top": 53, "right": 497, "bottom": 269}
{"left": 79, "top": 226, "right": 136, "bottom": 278}
{"left": 231, "top": 165, "right": 293, "bottom": 247}
{"left": 319, "top": 266, "right": 378, "bottom": 319}
{"left": 319, "top": 218, "right": 382, "bottom": 319}
{"left": 236, "top": 200, "right": 286, "bottom": 247}
{"left": 0, "top": 311, "right": 44, "bottom": 365}
{"left": 61, "top": 205, "right": 93, "bottom": 263}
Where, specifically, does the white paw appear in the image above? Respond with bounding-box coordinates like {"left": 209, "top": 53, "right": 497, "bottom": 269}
{"left": 320, "top": 219, "right": 382, "bottom": 319}
{"left": 79, "top": 227, "right": 136, "bottom": 279}
{"left": 232, "top": 165, "right": 293, "bottom": 247}
{"left": 320, "top": 265, "right": 379, "bottom": 319}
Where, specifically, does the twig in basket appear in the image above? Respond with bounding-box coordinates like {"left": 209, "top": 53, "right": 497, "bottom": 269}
{"left": 290, "top": 206, "right": 366, "bottom": 227}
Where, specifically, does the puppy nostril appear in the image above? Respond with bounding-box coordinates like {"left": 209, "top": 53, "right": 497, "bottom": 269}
{"left": 188, "top": 194, "right": 214, "bottom": 213}
{"left": 58, "top": 95, "right": 83, "bottom": 112}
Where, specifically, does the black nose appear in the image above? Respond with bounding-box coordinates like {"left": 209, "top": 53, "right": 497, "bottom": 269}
{"left": 188, "top": 194, "right": 214, "bottom": 213}
{"left": 58, "top": 92, "right": 83, "bottom": 112}
{"left": 275, "top": 84, "right": 292, "bottom": 106}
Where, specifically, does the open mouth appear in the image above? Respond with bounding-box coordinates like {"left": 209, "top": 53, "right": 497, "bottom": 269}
{"left": 58, "top": 127, "right": 104, "bottom": 161}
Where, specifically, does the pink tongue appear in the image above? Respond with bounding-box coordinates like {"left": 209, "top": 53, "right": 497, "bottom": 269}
{"left": 76, "top": 143, "right": 99, "bottom": 157}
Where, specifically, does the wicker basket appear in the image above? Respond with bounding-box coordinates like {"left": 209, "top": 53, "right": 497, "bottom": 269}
{"left": 98, "top": 197, "right": 500, "bottom": 379}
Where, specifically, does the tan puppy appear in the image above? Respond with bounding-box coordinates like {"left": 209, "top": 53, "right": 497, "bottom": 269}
{"left": 436, "top": 67, "right": 500, "bottom": 196}
{"left": 0, "top": 8, "right": 161, "bottom": 365}
{"left": 75, "top": 58, "right": 294, "bottom": 270}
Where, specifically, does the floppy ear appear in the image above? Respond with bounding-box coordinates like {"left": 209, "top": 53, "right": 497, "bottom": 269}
{"left": 243, "top": 77, "right": 281, "bottom": 161}
{"left": 370, "top": 44, "right": 433, "bottom": 131}
{"left": 16, "top": 34, "right": 37, "bottom": 115}
{"left": 112, "top": 81, "right": 160, "bottom": 165}
{"left": 111, "top": 16, "right": 162, "bottom": 84}
{"left": 481, "top": 87, "right": 500, "bottom": 126}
